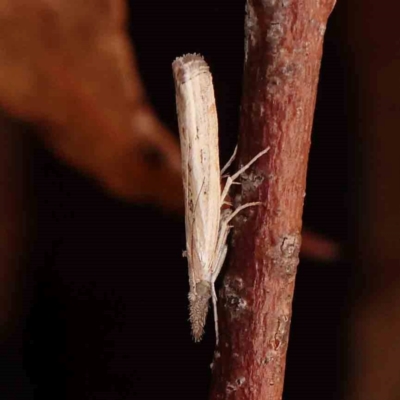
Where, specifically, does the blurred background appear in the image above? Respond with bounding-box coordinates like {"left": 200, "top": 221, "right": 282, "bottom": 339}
{"left": 0, "top": 0, "right": 397, "bottom": 399}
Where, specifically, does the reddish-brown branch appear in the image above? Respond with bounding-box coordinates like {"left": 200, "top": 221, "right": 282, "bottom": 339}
{"left": 210, "top": 1, "right": 336, "bottom": 399}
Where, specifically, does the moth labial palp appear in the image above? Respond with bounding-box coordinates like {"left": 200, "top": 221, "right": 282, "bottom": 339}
{"left": 172, "top": 53, "right": 269, "bottom": 344}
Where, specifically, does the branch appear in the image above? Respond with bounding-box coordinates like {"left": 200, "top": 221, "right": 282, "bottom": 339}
{"left": 210, "top": 0, "right": 336, "bottom": 399}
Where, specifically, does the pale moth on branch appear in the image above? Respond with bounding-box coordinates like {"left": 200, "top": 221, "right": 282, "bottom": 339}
{"left": 172, "top": 54, "right": 269, "bottom": 343}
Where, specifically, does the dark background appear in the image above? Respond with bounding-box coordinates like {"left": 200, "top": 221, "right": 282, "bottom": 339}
{"left": 11, "top": 1, "right": 352, "bottom": 399}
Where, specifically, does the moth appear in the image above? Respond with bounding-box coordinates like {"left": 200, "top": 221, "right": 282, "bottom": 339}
{"left": 172, "top": 54, "right": 269, "bottom": 343}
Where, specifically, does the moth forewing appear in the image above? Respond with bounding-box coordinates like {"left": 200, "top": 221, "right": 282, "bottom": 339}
{"left": 172, "top": 54, "right": 221, "bottom": 341}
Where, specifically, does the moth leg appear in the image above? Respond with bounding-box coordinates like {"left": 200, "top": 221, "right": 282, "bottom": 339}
{"left": 226, "top": 202, "right": 263, "bottom": 224}
{"left": 212, "top": 244, "right": 228, "bottom": 283}
{"left": 211, "top": 244, "right": 228, "bottom": 345}
{"left": 209, "top": 201, "right": 263, "bottom": 345}
{"left": 230, "top": 147, "right": 270, "bottom": 183}
{"left": 220, "top": 147, "right": 269, "bottom": 203}
{"left": 220, "top": 145, "right": 238, "bottom": 175}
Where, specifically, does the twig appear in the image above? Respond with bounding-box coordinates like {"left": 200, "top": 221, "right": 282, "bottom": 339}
{"left": 210, "top": 0, "right": 336, "bottom": 399}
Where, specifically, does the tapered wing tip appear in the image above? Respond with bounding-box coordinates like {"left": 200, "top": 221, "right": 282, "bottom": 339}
{"left": 192, "top": 329, "right": 205, "bottom": 343}
{"left": 189, "top": 281, "right": 211, "bottom": 343}
{"left": 190, "top": 306, "right": 207, "bottom": 343}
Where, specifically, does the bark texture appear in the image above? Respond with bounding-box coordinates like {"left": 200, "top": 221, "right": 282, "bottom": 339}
{"left": 210, "top": 1, "right": 336, "bottom": 399}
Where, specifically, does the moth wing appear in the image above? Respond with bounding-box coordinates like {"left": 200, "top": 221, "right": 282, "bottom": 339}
{"left": 173, "top": 54, "right": 221, "bottom": 285}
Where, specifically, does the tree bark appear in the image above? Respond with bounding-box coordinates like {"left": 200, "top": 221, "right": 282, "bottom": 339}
{"left": 210, "top": 1, "right": 336, "bottom": 399}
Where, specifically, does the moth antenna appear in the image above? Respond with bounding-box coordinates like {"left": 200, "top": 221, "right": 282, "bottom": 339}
{"left": 230, "top": 147, "right": 270, "bottom": 183}
{"left": 227, "top": 202, "right": 263, "bottom": 224}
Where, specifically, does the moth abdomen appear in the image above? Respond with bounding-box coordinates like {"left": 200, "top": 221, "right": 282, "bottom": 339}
{"left": 189, "top": 281, "right": 212, "bottom": 342}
